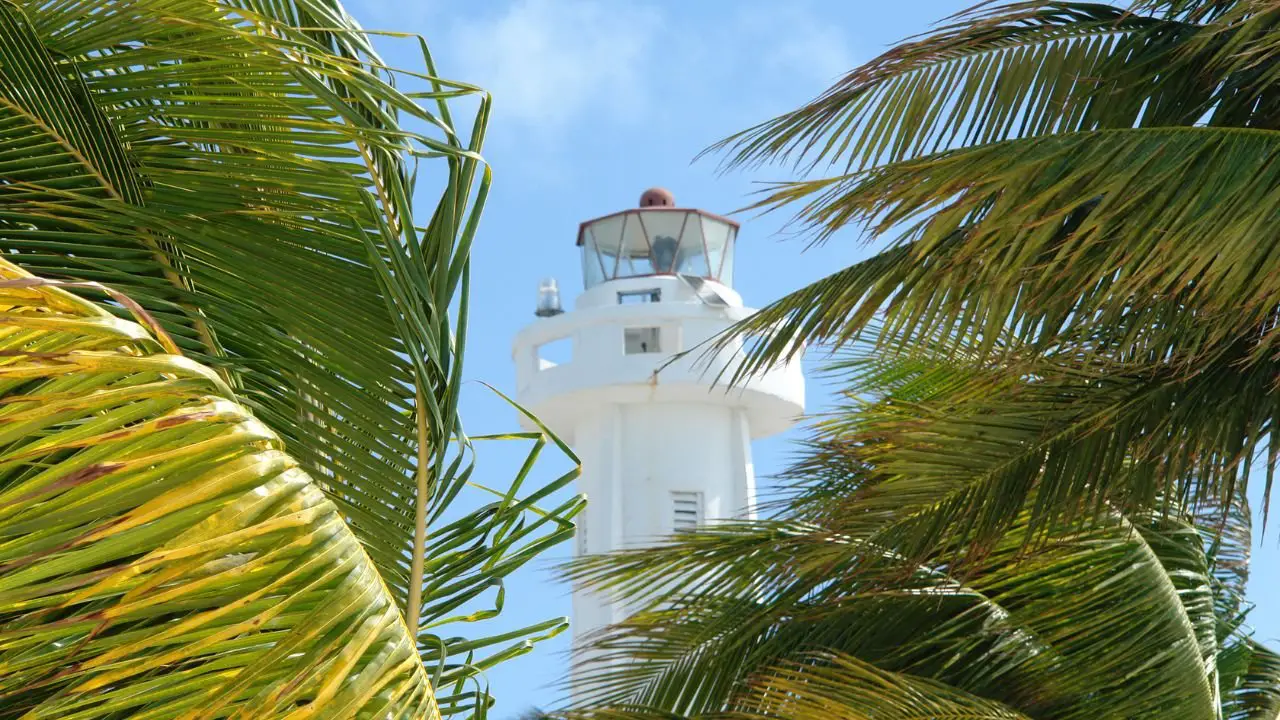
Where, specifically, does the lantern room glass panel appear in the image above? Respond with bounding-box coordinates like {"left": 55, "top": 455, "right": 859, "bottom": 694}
{"left": 581, "top": 230, "right": 607, "bottom": 288}
{"left": 579, "top": 209, "right": 739, "bottom": 289}
{"left": 718, "top": 232, "right": 735, "bottom": 287}
{"left": 675, "top": 215, "right": 710, "bottom": 276}
{"left": 639, "top": 211, "right": 688, "bottom": 273}
{"left": 615, "top": 214, "right": 652, "bottom": 278}
{"left": 701, "top": 216, "right": 735, "bottom": 286}
{"left": 586, "top": 216, "right": 624, "bottom": 280}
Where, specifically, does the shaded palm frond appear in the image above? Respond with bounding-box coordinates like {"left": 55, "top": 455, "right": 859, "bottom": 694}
{"left": 565, "top": 481, "right": 1220, "bottom": 719}
{"left": 1221, "top": 639, "right": 1280, "bottom": 720}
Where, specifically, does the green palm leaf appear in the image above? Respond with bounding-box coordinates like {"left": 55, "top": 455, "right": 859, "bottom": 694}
{"left": 706, "top": 2, "right": 1211, "bottom": 174}
{"left": 0, "top": 0, "right": 581, "bottom": 713}
{"left": 782, "top": 341, "right": 1273, "bottom": 558}
{"left": 565, "top": 475, "right": 1221, "bottom": 718}
{"left": 702, "top": 2, "right": 1280, "bottom": 549}
{"left": 556, "top": 653, "right": 1034, "bottom": 720}
{"left": 714, "top": 127, "right": 1280, "bottom": 549}
{"left": 729, "top": 127, "right": 1280, "bottom": 364}
{"left": 1221, "top": 639, "right": 1280, "bottom": 720}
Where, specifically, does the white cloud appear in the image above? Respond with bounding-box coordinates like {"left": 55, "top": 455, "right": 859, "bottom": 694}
{"left": 447, "top": 0, "right": 662, "bottom": 130}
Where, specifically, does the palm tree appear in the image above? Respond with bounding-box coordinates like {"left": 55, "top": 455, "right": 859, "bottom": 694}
{"left": 559, "top": 1, "right": 1280, "bottom": 717}
{"left": 0, "top": 0, "right": 578, "bottom": 717}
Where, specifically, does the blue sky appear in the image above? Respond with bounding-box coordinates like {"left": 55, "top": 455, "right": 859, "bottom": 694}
{"left": 343, "top": 0, "right": 1280, "bottom": 715}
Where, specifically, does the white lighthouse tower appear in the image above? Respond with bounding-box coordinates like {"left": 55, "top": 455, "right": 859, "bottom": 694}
{"left": 511, "top": 187, "right": 805, "bottom": 693}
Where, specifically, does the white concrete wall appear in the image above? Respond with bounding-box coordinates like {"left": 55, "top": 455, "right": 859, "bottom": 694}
{"left": 568, "top": 401, "right": 756, "bottom": 698}
{"left": 569, "top": 405, "right": 621, "bottom": 679}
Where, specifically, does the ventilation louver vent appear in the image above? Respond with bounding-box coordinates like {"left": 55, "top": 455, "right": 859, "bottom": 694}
{"left": 672, "top": 491, "right": 703, "bottom": 533}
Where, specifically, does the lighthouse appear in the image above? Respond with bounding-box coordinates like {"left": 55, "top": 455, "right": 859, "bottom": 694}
{"left": 511, "top": 188, "right": 805, "bottom": 694}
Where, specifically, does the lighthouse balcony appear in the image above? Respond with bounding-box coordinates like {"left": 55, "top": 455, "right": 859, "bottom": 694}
{"left": 511, "top": 300, "right": 805, "bottom": 443}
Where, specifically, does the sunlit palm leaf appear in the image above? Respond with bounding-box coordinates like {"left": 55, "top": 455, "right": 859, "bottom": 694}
{"left": 0, "top": 259, "right": 437, "bottom": 719}
{"left": 2, "top": 0, "right": 438, "bottom": 601}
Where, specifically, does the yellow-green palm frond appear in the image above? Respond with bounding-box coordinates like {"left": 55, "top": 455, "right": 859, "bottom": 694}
{"left": 0, "top": 258, "right": 437, "bottom": 719}
{"left": 0, "top": 0, "right": 461, "bottom": 599}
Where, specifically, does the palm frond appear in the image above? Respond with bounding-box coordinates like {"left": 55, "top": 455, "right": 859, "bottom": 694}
{"left": 565, "top": 489, "right": 1219, "bottom": 719}
{"left": 735, "top": 651, "right": 1032, "bottom": 720}
{"left": 731, "top": 127, "right": 1280, "bottom": 370}
{"left": 4, "top": 0, "right": 431, "bottom": 599}
{"left": 1129, "top": 0, "right": 1242, "bottom": 23}
{"left": 546, "top": 654, "right": 1037, "bottom": 720}
{"left": 0, "top": 259, "right": 436, "bottom": 718}
{"left": 643, "top": 2, "right": 1280, "bottom": 718}
{"left": 1221, "top": 639, "right": 1280, "bottom": 720}
{"left": 706, "top": 2, "right": 1211, "bottom": 173}
{"left": 1194, "top": 486, "right": 1254, "bottom": 630}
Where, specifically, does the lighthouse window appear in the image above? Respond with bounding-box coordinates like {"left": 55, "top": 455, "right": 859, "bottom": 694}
{"left": 671, "top": 491, "right": 703, "bottom": 533}
{"left": 617, "top": 288, "right": 660, "bottom": 305}
{"left": 624, "top": 327, "right": 661, "bottom": 355}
